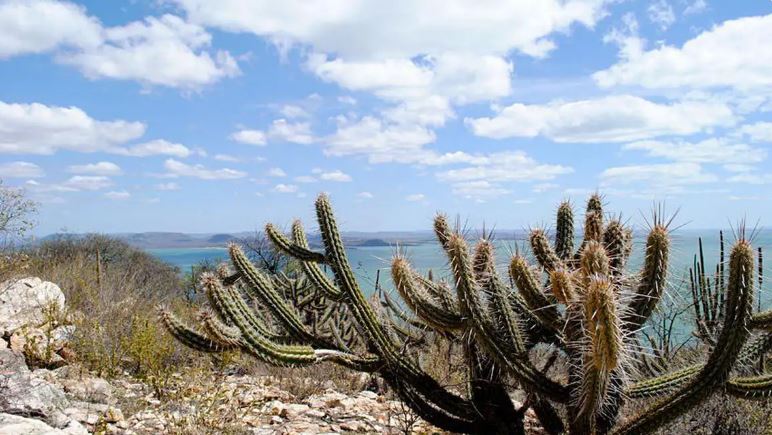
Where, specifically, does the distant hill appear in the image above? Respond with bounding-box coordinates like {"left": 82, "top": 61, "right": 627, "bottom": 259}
{"left": 39, "top": 229, "right": 533, "bottom": 250}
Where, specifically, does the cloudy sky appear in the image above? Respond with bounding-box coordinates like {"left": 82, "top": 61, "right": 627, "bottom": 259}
{"left": 0, "top": 0, "right": 770, "bottom": 234}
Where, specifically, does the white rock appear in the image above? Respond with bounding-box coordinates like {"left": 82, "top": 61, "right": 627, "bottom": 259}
{"left": 0, "top": 277, "right": 66, "bottom": 335}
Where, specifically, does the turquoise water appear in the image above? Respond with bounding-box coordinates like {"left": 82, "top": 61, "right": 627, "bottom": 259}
{"left": 148, "top": 229, "right": 772, "bottom": 303}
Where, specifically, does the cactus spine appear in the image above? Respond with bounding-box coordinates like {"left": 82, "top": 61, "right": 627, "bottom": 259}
{"left": 161, "top": 192, "right": 772, "bottom": 434}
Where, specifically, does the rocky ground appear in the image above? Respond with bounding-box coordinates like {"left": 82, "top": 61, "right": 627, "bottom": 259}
{"left": 0, "top": 277, "right": 542, "bottom": 434}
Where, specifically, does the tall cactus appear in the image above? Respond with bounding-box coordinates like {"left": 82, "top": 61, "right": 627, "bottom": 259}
{"left": 160, "top": 193, "right": 772, "bottom": 434}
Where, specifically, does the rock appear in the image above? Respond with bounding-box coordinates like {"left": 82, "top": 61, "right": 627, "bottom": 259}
{"left": 0, "top": 348, "right": 70, "bottom": 428}
{"left": 60, "top": 376, "right": 114, "bottom": 404}
{"left": 9, "top": 326, "right": 67, "bottom": 369}
{"left": 0, "top": 277, "right": 66, "bottom": 336}
{"left": 103, "top": 407, "right": 124, "bottom": 424}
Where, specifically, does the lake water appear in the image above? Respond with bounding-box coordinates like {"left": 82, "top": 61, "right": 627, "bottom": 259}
{"left": 148, "top": 229, "right": 772, "bottom": 302}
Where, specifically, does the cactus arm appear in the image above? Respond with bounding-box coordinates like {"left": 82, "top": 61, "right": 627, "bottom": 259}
{"left": 625, "top": 364, "right": 703, "bottom": 399}
{"left": 198, "top": 310, "right": 243, "bottom": 347}
{"left": 391, "top": 256, "right": 465, "bottom": 331}
{"left": 290, "top": 220, "right": 343, "bottom": 299}
{"left": 737, "top": 332, "right": 772, "bottom": 368}
{"left": 416, "top": 275, "right": 458, "bottom": 311}
{"left": 530, "top": 229, "right": 561, "bottom": 273}
{"left": 555, "top": 200, "right": 574, "bottom": 260}
{"left": 603, "top": 219, "right": 629, "bottom": 277}
{"left": 623, "top": 225, "right": 669, "bottom": 331}
{"left": 750, "top": 309, "right": 772, "bottom": 329}
{"left": 230, "top": 243, "right": 332, "bottom": 347}
{"left": 265, "top": 222, "right": 327, "bottom": 263}
{"left": 613, "top": 239, "right": 755, "bottom": 435}
{"left": 314, "top": 195, "right": 486, "bottom": 422}
{"left": 487, "top": 274, "right": 527, "bottom": 354}
{"left": 725, "top": 373, "right": 772, "bottom": 399}
{"left": 446, "top": 234, "right": 569, "bottom": 402}
{"left": 509, "top": 255, "right": 562, "bottom": 332}
{"left": 158, "top": 308, "right": 235, "bottom": 353}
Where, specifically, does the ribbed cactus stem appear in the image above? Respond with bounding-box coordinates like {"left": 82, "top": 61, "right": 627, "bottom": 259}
{"left": 625, "top": 225, "right": 669, "bottom": 330}
{"left": 290, "top": 220, "right": 343, "bottom": 300}
{"left": 550, "top": 268, "right": 575, "bottom": 304}
{"left": 199, "top": 310, "right": 242, "bottom": 347}
{"left": 265, "top": 223, "right": 327, "bottom": 263}
{"left": 614, "top": 239, "right": 754, "bottom": 435}
{"left": 580, "top": 241, "right": 610, "bottom": 284}
{"left": 603, "top": 219, "right": 628, "bottom": 275}
{"left": 433, "top": 214, "right": 452, "bottom": 250}
{"left": 584, "top": 277, "right": 622, "bottom": 373}
{"left": 158, "top": 307, "right": 232, "bottom": 353}
{"left": 472, "top": 239, "right": 495, "bottom": 283}
{"left": 530, "top": 228, "right": 561, "bottom": 272}
{"left": 555, "top": 200, "right": 574, "bottom": 260}
{"left": 391, "top": 256, "right": 464, "bottom": 331}
{"left": 509, "top": 255, "right": 562, "bottom": 331}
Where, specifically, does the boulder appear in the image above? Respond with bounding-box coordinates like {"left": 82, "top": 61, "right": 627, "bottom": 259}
{"left": 0, "top": 277, "right": 66, "bottom": 336}
{"left": 0, "top": 348, "right": 70, "bottom": 428}
{"left": 0, "top": 413, "right": 87, "bottom": 435}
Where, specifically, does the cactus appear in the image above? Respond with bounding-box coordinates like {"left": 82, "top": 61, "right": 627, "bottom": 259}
{"left": 160, "top": 193, "right": 772, "bottom": 434}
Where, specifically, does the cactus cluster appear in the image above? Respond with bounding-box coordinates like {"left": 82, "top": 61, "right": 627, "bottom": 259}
{"left": 160, "top": 193, "right": 772, "bottom": 434}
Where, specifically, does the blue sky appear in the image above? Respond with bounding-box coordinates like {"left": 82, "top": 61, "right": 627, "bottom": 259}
{"left": 0, "top": 0, "right": 771, "bottom": 234}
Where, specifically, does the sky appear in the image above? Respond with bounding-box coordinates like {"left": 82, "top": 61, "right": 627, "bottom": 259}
{"left": 0, "top": 0, "right": 771, "bottom": 235}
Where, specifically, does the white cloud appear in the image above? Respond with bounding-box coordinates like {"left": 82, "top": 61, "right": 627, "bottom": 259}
{"left": 466, "top": 95, "right": 734, "bottom": 142}
{"left": 273, "top": 183, "right": 298, "bottom": 193}
{"left": 325, "top": 116, "right": 436, "bottom": 164}
{"left": 683, "top": 0, "right": 707, "bottom": 15}
{"left": 318, "top": 169, "right": 351, "bottom": 182}
{"left": 0, "top": 161, "right": 44, "bottom": 178}
{"left": 436, "top": 151, "right": 572, "bottom": 184}
{"left": 647, "top": 0, "right": 675, "bottom": 31}
{"left": 230, "top": 129, "right": 267, "bottom": 146}
{"left": 156, "top": 182, "right": 180, "bottom": 191}
{"left": 115, "top": 139, "right": 191, "bottom": 158}
{"left": 0, "top": 2, "right": 238, "bottom": 89}
{"left": 267, "top": 167, "right": 286, "bottom": 177}
{"left": 0, "top": 100, "right": 145, "bottom": 154}
{"left": 0, "top": 0, "right": 101, "bottom": 58}
{"left": 594, "top": 14, "right": 772, "bottom": 90}
{"left": 737, "top": 122, "right": 772, "bottom": 143}
{"left": 59, "top": 14, "right": 239, "bottom": 89}
{"left": 623, "top": 138, "right": 767, "bottom": 164}
{"left": 164, "top": 159, "right": 246, "bottom": 180}
{"left": 267, "top": 119, "right": 314, "bottom": 144}
{"left": 63, "top": 175, "right": 113, "bottom": 190}
{"left": 405, "top": 193, "right": 425, "bottom": 202}
{"left": 104, "top": 190, "right": 130, "bottom": 200}
{"left": 279, "top": 105, "right": 309, "bottom": 119}
{"left": 67, "top": 161, "right": 122, "bottom": 175}
{"left": 338, "top": 96, "right": 357, "bottom": 105}
{"left": 357, "top": 191, "right": 373, "bottom": 199}
{"left": 214, "top": 153, "right": 238, "bottom": 162}
{"left": 172, "top": 0, "right": 608, "bottom": 60}
{"left": 600, "top": 162, "right": 717, "bottom": 186}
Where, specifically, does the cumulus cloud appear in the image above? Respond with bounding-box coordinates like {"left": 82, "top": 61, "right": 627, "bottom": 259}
{"left": 0, "top": 0, "right": 101, "bottom": 58}
{"left": 623, "top": 138, "right": 767, "bottom": 164}
{"left": 357, "top": 191, "right": 373, "bottom": 199}
{"left": 59, "top": 14, "right": 239, "bottom": 89}
{"left": 594, "top": 14, "right": 772, "bottom": 90}
{"left": 0, "top": 1, "right": 239, "bottom": 89}
{"left": 0, "top": 161, "right": 44, "bottom": 178}
{"left": 114, "top": 139, "right": 191, "bottom": 158}
{"left": 155, "top": 182, "right": 180, "bottom": 191}
{"left": 0, "top": 100, "right": 145, "bottom": 154}
{"left": 163, "top": 159, "right": 246, "bottom": 179}
{"left": 230, "top": 129, "right": 267, "bottom": 146}
{"left": 465, "top": 95, "right": 734, "bottom": 142}
{"left": 325, "top": 116, "right": 436, "bottom": 164}
{"left": 63, "top": 175, "right": 113, "bottom": 190}
{"left": 647, "top": 0, "right": 675, "bottom": 31}
{"left": 273, "top": 183, "right": 298, "bottom": 193}
{"left": 318, "top": 170, "right": 351, "bottom": 182}
{"left": 67, "top": 161, "right": 122, "bottom": 175}
{"left": 600, "top": 162, "right": 717, "bottom": 187}
{"left": 736, "top": 122, "right": 772, "bottom": 143}
{"left": 267, "top": 119, "right": 314, "bottom": 144}
{"left": 405, "top": 193, "right": 425, "bottom": 202}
